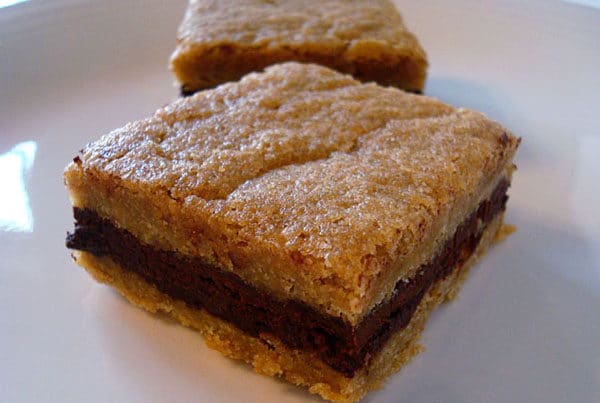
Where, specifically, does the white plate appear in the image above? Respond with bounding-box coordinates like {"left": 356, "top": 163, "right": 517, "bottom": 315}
{"left": 1, "top": 1, "right": 599, "bottom": 402}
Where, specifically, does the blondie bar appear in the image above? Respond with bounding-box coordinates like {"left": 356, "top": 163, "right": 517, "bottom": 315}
{"left": 171, "top": 0, "right": 427, "bottom": 95}
{"left": 65, "top": 63, "right": 519, "bottom": 402}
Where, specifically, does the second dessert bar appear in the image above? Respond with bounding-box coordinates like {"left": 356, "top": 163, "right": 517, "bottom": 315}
{"left": 171, "top": 0, "right": 428, "bottom": 94}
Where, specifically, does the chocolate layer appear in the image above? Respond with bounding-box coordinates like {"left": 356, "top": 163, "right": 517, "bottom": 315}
{"left": 67, "top": 180, "right": 508, "bottom": 376}
{"left": 181, "top": 85, "right": 424, "bottom": 97}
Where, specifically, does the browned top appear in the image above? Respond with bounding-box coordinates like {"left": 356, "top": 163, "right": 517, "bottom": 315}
{"left": 66, "top": 62, "right": 519, "bottom": 322}
{"left": 175, "top": 0, "right": 424, "bottom": 53}
{"left": 170, "top": 0, "right": 428, "bottom": 90}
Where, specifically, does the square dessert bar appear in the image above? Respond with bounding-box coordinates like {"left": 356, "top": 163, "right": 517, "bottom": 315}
{"left": 171, "top": 0, "right": 427, "bottom": 95}
{"left": 65, "top": 63, "right": 519, "bottom": 402}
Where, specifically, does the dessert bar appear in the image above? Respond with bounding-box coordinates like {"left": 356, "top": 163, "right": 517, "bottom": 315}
{"left": 171, "top": 0, "right": 427, "bottom": 95}
{"left": 65, "top": 63, "right": 519, "bottom": 402}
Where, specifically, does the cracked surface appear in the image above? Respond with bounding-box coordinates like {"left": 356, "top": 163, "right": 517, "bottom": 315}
{"left": 171, "top": 0, "right": 427, "bottom": 92}
{"left": 65, "top": 62, "right": 519, "bottom": 322}
{"left": 86, "top": 63, "right": 449, "bottom": 201}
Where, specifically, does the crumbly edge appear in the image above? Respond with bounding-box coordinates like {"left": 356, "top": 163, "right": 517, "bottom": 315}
{"left": 170, "top": 41, "right": 427, "bottom": 93}
{"left": 70, "top": 212, "right": 504, "bottom": 402}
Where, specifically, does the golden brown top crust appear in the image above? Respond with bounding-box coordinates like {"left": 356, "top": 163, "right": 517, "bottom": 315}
{"left": 75, "top": 63, "right": 519, "bottom": 300}
{"left": 173, "top": 0, "right": 426, "bottom": 63}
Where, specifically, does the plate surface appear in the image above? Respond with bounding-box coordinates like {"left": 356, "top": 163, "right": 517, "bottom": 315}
{"left": 1, "top": 1, "right": 599, "bottom": 402}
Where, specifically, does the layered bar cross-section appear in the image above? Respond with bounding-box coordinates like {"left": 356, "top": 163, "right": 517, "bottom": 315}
{"left": 65, "top": 62, "right": 519, "bottom": 402}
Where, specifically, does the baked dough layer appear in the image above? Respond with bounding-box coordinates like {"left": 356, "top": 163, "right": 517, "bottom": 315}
{"left": 64, "top": 62, "right": 520, "bottom": 324}
{"left": 171, "top": 0, "right": 428, "bottom": 93}
{"left": 71, "top": 213, "right": 504, "bottom": 403}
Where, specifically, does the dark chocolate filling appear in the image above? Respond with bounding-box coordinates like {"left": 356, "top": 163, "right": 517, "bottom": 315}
{"left": 181, "top": 86, "right": 423, "bottom": 97}
{"left": 181, "top": 85, "right": 198, "bottom": 97}
{"left": 67, "top": 180, "right": 508, "bottom": 376}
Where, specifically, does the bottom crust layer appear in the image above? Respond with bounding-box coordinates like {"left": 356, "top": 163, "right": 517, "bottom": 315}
{"left": 72, "top": 214, "right": 505, "bottom": 403}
